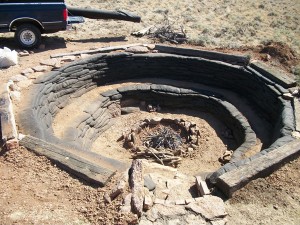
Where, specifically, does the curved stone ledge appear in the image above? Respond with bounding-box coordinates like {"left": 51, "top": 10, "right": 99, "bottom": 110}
{"left": 27, "top": 53, "right": 294, "bottom": 146}
{"left": 16, "top": 48, "right": 297, "bottom": 195}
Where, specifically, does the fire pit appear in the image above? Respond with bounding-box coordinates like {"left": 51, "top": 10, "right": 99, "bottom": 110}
{"left": 13, "top": 45, "right": 298, "bottom": 197}
{"left": 122, "top": 117, "right": 202, "bottom": 167}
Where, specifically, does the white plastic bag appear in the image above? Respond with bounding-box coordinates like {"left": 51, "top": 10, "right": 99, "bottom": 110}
{"left": 0, "top": 47, "right": 18, "bottom": 68}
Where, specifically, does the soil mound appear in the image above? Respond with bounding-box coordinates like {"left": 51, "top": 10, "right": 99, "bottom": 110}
{"left": 260, "top": 41, "right": 298, "bottom": 67}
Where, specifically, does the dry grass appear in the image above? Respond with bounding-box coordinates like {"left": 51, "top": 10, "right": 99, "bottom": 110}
{"left": 66, "top": 0, "right": 300, "bottom": 54}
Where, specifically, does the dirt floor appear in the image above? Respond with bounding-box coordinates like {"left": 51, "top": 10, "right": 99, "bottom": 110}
{"left": 0, "top": 147, "right": 133, "bottom": 225}
{"left": 90, "top": 109, "right": 230, "bottom": 176}
{"left": 0, "top": 146, "right": 299, "bottom": 224}
{"left": 1, "top": 0, "right": 300, "bottom": 224}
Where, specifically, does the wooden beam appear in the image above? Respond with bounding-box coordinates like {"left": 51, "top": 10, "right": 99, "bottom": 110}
{"left": 154, "top": 44, "right": 250, "bottom": 66}
{"left": 50, "top": 43, "right": 142, "bottom": 58}
{"left": 20, "top": 135, "right": 117, "bottom": 186}
{"left": 216, "top": 139, "right": 300, "bottom": 197}
{"left": 129, "top": 159, "right": 144, "bottom": 216}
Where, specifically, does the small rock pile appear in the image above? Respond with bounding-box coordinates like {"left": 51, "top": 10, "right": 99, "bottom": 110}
{"left": 103, "top": 159, "right": 228, "bottom": 224}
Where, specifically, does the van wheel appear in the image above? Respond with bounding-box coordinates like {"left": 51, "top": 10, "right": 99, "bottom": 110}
{"left": 15, "top": 24, "right": 41, "bottom": 49}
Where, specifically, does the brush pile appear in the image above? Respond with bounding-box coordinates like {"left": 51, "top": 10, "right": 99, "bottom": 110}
{"left": 132, "top": 16, "right": 187, "bottom": 44}
{"left": 149, "top": 24, "right": 187, "bottom": 44}
{"left": 144, "top": 127, "right": 182, "bottom": 150}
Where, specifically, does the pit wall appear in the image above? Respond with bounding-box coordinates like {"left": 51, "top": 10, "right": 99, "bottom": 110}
{"left": 61, "top": 84, "right": 256, "bottom": 153}
{"left": 18, "top": 51, "right": 296, "bottom": 188}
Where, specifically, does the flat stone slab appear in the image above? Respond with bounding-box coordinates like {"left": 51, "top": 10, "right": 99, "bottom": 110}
{"left": 21, "top": 68, "right": 34, "bottom": 75}
{"left": 19, "top": 135, "right": 117, "bottom": 186}
{"left": 126, "top": 46, "right": 149, "bottom": 53}
{"left": 146, "top": 204, "right": 187, "bottom": 221}
{"left": 121, "top": 107, "right": 140, "bottom": 115}
{"left": 140, "top": 213, "right": 207, "bottom": 225}
{"left": 27, "top": 72, "right": 44, "bottom": 80}
{"left": 10, "top": 74, "right": 28, "bottom": 82}
{"left": 0, "top": 82, "right": 18, "bottom": 142}
{"left": 186, "top": 195, "right": 227, "bottom": 220}
{"left": 16, "top": 79, "right": 32, "bottom": 88}
{"left": 250, "top": 61, "right": 296, "bottom": 88}
{"left": 142, "top": 195, "right": 225, "bottom": 224}
{"left": 32, "top": 65, "right": 49, "bottom": 72}
{"left": 40, "top": 58, "right": 60, "bottom": 67}
{"left": 216, "top": 139, "right": 300, "bottom": 197}
{"left": 294, "top": 99, "right": 300, "bottom": 132}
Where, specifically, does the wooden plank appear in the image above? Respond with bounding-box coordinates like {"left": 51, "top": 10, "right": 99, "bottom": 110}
{"left": 154, "top": 44, "right": 250, "bottom": 66}
{"left": 195, "top": 176, "right": 210, "bottom": 196}
{"left": 129, "top": 159, "right": 144, "bottom": 217}
{"left": 250, "top": 61, "right": 296, "bottom": 88}
{"left": 62, "top": 142, "right": 129, "bottom": 173}
{"left": 20, "top": 135, "right": 116, "bottom": 186}
{"left": 216, "top": 139, "right": 300, "bottom": 197}
{"left": 50, "top": 43, "right": 142, "bottom": 58}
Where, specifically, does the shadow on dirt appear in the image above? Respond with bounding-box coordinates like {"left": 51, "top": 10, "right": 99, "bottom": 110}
{"left": 41, "top": 36, "right": 67, "bottom": 50}
{"left": 0, "top": 35, "right": 127, "bottom": 51}
{"left": 0, "top": 36, "right": 67, "bottom": 51}
{"left": 69, "top": 36, "right": 127, "bottom": 43}
{"left": 0, "top": 36, "right": 16, "bottom": 49}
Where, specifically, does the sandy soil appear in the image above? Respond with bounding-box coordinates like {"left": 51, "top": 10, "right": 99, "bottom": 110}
{"left": 0, "top": 0, "right": 300, "bottom": 224}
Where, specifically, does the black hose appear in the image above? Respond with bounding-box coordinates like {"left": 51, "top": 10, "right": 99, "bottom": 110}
{"left": 67, "top": 7, "right": 141, "bottom": 23}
